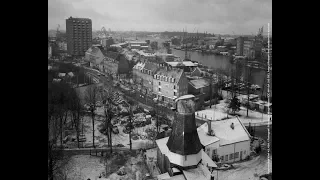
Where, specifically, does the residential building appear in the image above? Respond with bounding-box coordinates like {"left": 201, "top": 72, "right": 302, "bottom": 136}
{"left": 104, "top": 52, "right": 130, "bottom": 78}
{"left": 188, "top": 78, "right": 211, "bottom": 109}
{"left": 66, "top": 17, "right": 92, "bottom": 57}
{"left": 84, "top": 45, "right": 106, "bottom": 67}
{"left": 132, "top": 61, "right": 159, "bottom": 96}
{"left": 156, "top": 95, "right": 216, "bottom": 180}
{"left": 197, "top": 115, "right": 251, "bottom": 163}
{"left": 153, "top": 67, "right": 188, "bottom": 107}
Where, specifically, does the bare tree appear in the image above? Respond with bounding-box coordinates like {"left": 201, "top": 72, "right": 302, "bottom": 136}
{"left": 102, "top": 86, "right": 117, "bottom": 154}
{"left": 84, "top": 85, "right": 100, "bottom": 148}
{"left": 48, "top": 84, "right": 68, "bottom": 180}
{"left": 69, "top": 89, "right": 84, "bottom": 148}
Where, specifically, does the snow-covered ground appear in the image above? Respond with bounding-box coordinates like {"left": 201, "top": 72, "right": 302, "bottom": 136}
{"left": 62, "top": 155, "right": 106, "bottom": 180}
{"left": 62, "top": 152, "right": 150, "bottom": 180}
{"left": 80, "top": 113, "right": 154, "bottom": 149}
{"left": 204, "top": 100, "right": 272, "bottom": 126}
{"left": 215, "top": 155, "right": 272, "bottom": 180}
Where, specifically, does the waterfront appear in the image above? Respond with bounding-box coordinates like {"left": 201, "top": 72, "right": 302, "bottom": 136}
{"left": 172, "top": 48, "right": 272, "bottom": 97}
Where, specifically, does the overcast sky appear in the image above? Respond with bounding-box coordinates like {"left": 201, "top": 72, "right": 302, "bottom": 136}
{"left": 48, "top": 0, "right": 272, "bottom": 35}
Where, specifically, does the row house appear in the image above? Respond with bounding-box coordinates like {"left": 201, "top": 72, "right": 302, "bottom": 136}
{"left": 153, "top": 67, "right": 188, "bottom": 108}
{"left": 132, "top": 61, "right": 159, "bottom": 96}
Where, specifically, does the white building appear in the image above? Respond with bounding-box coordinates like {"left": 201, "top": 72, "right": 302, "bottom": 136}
{"left": 197, "top": 116, "right": 251, "bottom": 163}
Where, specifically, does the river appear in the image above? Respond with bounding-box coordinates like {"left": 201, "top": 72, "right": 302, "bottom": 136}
{"left": 172, "top": 49, "right": 272, "bottom": 97}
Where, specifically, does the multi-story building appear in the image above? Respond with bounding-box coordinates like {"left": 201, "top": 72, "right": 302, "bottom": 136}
{"left": 66, "top": 17, "right": 92, "bottom": 57}
{"left": 128, "top": 41, "right": 148, "bottom": 50}
{"left": 153, "top": 67, "right": 188, "bottom": 107}
{"left": 101, "top": 37, "right": 114, "bottom": 48}
{"left": 243, "top": 37, "right": 263, "bottom": 59}
{"left": 132, "top": 61, "right": 159, "bottom": 96}
{"left": 236, "top": 36, "right": 247, "bottom": 56}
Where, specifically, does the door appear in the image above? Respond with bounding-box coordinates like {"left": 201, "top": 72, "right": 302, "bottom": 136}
{"left": 240, "top": 151, "right": 243, "bottom": 160}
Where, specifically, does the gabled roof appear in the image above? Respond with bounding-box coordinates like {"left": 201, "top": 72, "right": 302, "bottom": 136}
{"left": 144, "top": 61, "right": 159, "bottom": 73}
{"left": 197, "top": 128, "right": 220, "bottom": 146}
{"left": 189, "top": 78, "right": 210, "bottom": 89}
{"left": 133, "top": 62, "right": 145, "bottom": 70}
{"left": 155, "top": 67, "right": 184, "bottom": 83}
{"left": 166, "top": 61, "right": 196, "bottom": 67}
{"left": 197, "top": 116, "right": 251, "bottom": 146}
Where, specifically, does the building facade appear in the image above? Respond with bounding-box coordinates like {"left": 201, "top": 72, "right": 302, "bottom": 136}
{"left": 153, "top": 67, "right": 188, "bottom": 107}
{"left": 66, "top": 17, "right": 92, "bottom": 57}
{"left": 197, "top": 116, "right": 251, "bottom": 164}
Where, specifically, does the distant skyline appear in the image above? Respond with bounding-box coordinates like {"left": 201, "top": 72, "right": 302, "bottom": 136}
{"left": 48, "top": 0, "right": 272, "bottom": 35}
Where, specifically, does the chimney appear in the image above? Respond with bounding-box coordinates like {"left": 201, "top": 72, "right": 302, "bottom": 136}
{"left": 230, "top": 122, "right": 234, "bottom": 130}
{"left": 207, "top": 120, "right": 214, "bottom": 136}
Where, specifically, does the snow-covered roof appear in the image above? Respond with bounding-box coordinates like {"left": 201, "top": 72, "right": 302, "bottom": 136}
{"left": 157, "top": 172, "right": 171, "bottom": 180}
{"left": 156, "top": 137, "right": 170, "bottom": 155}
{"left": 197, "top": 117, "right": 251, "bottom": 146}
{"left": 197, "top": 128, "right": 220, "bottom": 146}
{"left": 58, "top": 73, "right": 66, "bottom": 77}
{"left": 53, "top": 78, "right": 61, "bottom": 82}
{"left": 166, "top": 61, "right": 196, "bottom": 67}
{"left": 133, "top": 62, "right": 145, "bottom": 70}
{"left": 68, "top": 72, "right": 74, "bottom": 77}
{"left": 183, "top": 164, "right": 211, "bottom": 180}
{"left": 189, "top": 79, "right": 210, "bottom": 89}
{"left": 176, "top": 94, "right": 195, "bottom": 101}
{"left": 201, "top": 150, "right": 217, "bottom": 168}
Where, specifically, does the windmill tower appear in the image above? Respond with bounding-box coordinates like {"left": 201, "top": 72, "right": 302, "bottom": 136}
{"left": 166, "top": 95, "right": 203, "bottom": 168}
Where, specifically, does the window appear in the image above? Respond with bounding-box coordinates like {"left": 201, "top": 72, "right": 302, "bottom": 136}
{"left": 235, "top": 152, "right": 239, "bottom": 159}
{"left": 244, "top": 150, "right": 246, "bottom": 155}
{"left": 174, "top": 92, "right": 176, "bottom": 96}
{"left": 159, "top": 82, "right": 161, "bottom": 85}
{"left": 229, "top": 153, "right": 233, "bottom": 160}
{"left": 185, "top": 156, "right": 187, "bottom": 161}
{"left": 221, "top": 156, "right": 224, "bottom": 161}
{"left": 225, "top": 155, "right": 228, "bottom": 161}
{"left": 173, "top": 78, "right": 175, "bottom": 83}
{"left": 174, "top": 85, "right": 176, "bottom": 89}
{"left": 159, "top": 88, "right": 161, "bottom": 92}
{"left": 212, "top": 149, "right": 217, "bottom": 155}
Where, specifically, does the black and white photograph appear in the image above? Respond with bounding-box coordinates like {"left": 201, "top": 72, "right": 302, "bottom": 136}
{"left": 48, "top": 0, "right": 272, "bottom": 179}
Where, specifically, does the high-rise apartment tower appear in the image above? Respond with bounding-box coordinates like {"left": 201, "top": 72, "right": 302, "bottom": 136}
{"left": 66, "top": 17, "right": 92, "bottom": 57}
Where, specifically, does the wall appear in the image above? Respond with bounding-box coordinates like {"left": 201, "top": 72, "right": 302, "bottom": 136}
{"left": 205, "top": 141, "right": 220, "bottom": 159}
{"left": 217, "top": 140, "right": 250, "bottom": 163}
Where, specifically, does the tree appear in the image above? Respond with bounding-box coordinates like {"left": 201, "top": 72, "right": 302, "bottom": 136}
{"left": 84, "top": 85, "right": 101, "bottom": 148}
{"left": 48, "top": 82, "right": 70, "bottom": 180}
{"left": 228, "top": 96, "right": 241, "bottom": 115}
{"left": 102, "top": 86, "right": 117, "bottom": 154}
{"left": 69, "top": 89, "right": 83, "bottom": 148}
